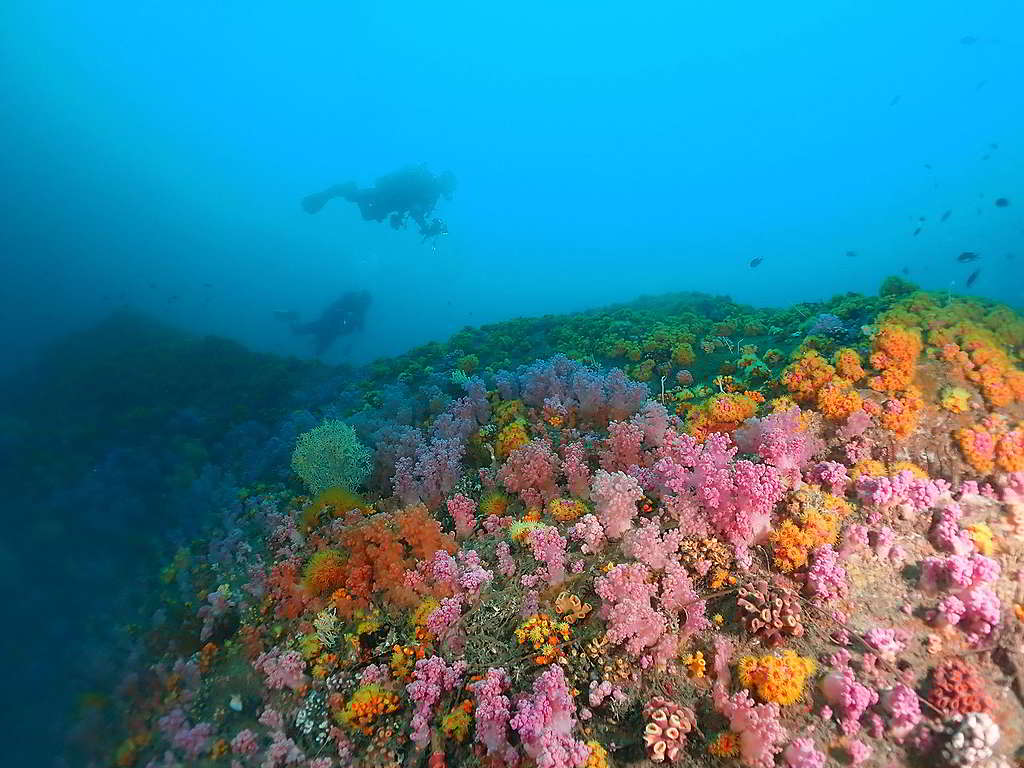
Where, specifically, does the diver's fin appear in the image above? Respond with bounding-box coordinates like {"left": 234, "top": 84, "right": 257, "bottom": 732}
{"left": 301, "top": 190, "right": 332, "bottom": 214}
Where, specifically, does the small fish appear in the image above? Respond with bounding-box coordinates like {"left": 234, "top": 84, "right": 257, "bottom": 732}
{"left": 913, "top": 227, "right": 922, "bottom": 236}
{"left": 167, "top": 295, "right": 180, "bottom": 303}
{"left": 982, "top": 154, "right": 990, "bottom": 160}
{"left": 958, "top": 251, "right": 980, "bottom": 262}
{"left": 1007, "top": 253, "right": 1016, "bottom": 261}
{"left": 990, "top": 142, "right": 998, "bottom": 149}
{"left": 919, "top": 216, "right": 926, "bottom": 222}
{"left": 202, "top": 282, "right": 213, "bottom": 288}
{"left": 845, "top": 250, "right": 857, "bottom": 258}
{"left": 749, "top": 256, "right": 764, "bottom": 268}
{"left": 889, "top": 95, "right": 901, "bottom": 107}
{"left": 901, "top": 266, "right": 910, "bottom": 275}
{"left": 960, "top": 35, "right": 978, "bottom": 45}
{"left": 994, "top": 197, "right": 1010, "bottom": 207}
{"left": 966, "top": 269, "right": 981, "bottom": 287}
{"left": 924, "top": 163, "right": 933, "bottom": 170}
{"left": 976, "top": 80, "right": 987, "bottom": 90}
{"left": 940, "top": 210, "right": 951, "bottom": 222}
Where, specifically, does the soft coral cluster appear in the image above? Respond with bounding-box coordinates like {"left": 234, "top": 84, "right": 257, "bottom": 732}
{"left": 712, "top": 687, "right": 787, "bottom": 768}
{"left": 655, "top": 431, "right": 784, "bottom": 565}
{"left": 594, "top": 562, "right": 706, "bottom": 668}
{"left": 499, "top": 438, "right": 561, "bottom": 508}
{"left": 509, "top": 665, "right": 590, "bottom": 768}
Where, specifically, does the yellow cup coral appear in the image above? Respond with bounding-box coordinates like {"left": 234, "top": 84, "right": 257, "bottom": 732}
{"left": 737, "top": 650, "right": 816, "bottom": 705}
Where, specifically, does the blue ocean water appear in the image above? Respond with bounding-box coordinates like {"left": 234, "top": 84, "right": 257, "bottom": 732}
{"left": 1, "top": 1, "right": 1022, "bottom": 765}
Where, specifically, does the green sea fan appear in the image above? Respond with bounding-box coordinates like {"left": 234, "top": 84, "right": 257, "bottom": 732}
{"left": 291, "top": 420, "right": 372, "bottom": 495}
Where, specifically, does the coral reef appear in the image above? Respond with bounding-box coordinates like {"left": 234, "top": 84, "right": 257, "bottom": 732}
{"left": 52, "top": 285, "right": 1024, "bottom": 768}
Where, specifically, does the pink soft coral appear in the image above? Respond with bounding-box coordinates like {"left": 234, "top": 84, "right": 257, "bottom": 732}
{"left": 471, "top": 667, "right": 518, "bottom": 766}
{"left": 254, "top": 648, "right": 306, "bottom": 692}
{"left": 599, "top": 419, "right": 646, "bottom": 471}
{"left": 590, "top": 469, "right": 642, "bottom": 539}
{"left": 407, "top": 656, "right": 467, "bottom": 748}
{"left": 783, "top": 738, "right": 825, "bottom": 768}
{"left": 856, "top": 470, "right": 950, "bottom": 515}
{"left": 527, "top": 525, "right": 569, "bottom": 585}
{"left": 735, "top": 407, "right": 824, "bottom": 487}
{"left": 509, "top": 665, "right": 590, "bottom": 768}
{"left": 499, "top": 439, "right": 561, "bottom": 508}
{"left": 655, "top": 432, "right": 784, "bottom": 566}
{"left": 561, "top": 441, "right": 592, "bottom": 499}
{"left": 712, "top": 688, "right": 787, "bottom": 768}
{"left": 594, "top": 563, "right": 665, "bottom": 661}
{"left": 808, "top": 460, "right": 850, "bottom": 495}
{"left": 622, "top": 518, "right": 682, "bottom": 570}
{"left": 447, "top": 493, "right": 477, "bottom": 538}
{"left": 569, "top": 513, "right": 606, "bottom": 554}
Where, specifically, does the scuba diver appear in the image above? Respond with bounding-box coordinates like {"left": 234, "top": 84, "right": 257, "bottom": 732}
{"left": 274, "top": 290, "right": 372, "bottom": 357}
{"left": 302, "top": 164, "right": 455, "bottom": 241}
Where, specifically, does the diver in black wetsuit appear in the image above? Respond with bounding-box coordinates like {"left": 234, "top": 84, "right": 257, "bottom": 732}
{"left": 276, "top": 291, "right": 372, "bottom": 357}
{"left": 303, "top": 165, "right": 455, "bottom": 241}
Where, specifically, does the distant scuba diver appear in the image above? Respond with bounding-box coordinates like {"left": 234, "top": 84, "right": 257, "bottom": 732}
{"left": 274, "top": 290, "right": 372, "bottom": 356}
{"left": 302, "top": 164, "right": 455, "bottom": 241}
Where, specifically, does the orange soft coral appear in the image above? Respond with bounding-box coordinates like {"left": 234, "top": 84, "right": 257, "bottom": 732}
{"left": 334, "top": 506, "right": 453, "bottom": 611}
{"left": 771, "top": 509, "right": 839, "bottom": 572}
{"left": 869, "top": 324, "right": 922, "bottom": 394}
{"left": 931, "top": 321, "right": 1024, "bottom": 408}
{"left": 782, "top": 351, "right": 835, "bottom": 404}
{"left": 686, "top": 392, "right": 760, "bottom": 440}
{"left": 816, "top": 380, "right": 862, "bottom": 423}
{"left": 834, "top": 348, "right": 866, "bottom": 382}
{"left": 396, "top": 504, "right": 457, "bottom": 562}
{"left": 737, "top": 650, "right": 816, "bottom": 705}
{"left": 956, "top": 416, "right": 1024, "bottom": 474}
{"left": 877, "top": 387, "right": 924, "bottom": 438}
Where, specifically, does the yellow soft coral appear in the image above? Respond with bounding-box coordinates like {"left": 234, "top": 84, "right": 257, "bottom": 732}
{"left": 782, "top": 351, "right": 835, "bottom": 404}
{"left": 585, "top": 741, "right": 609, "bottom": 768}
{"left": 708, "top": 731, "right": 740, "bottom": 757}
{"left": 548, "top": 497, "right": 587, "bottom": 522}
{"left": 303, "top": 549, "right": 347, "bottom": 596}
{"left": 515, "top": 614, "right": 571, "bottom": 664}
{"left": 737, "top": 650, "right": 816, "bottom": 705}
{"left": 300, "top": 487, "right": 371, "bottom": 532}
{"left": 337, "top": 684, "right": 400, "bottom": 733}
{"left": 687, "top": 391, "right": 760, "bottom": 440}
{"left": 967, "top": 523, "right": 995, "bottom": 556}
{"left": 496, "top": 421, "right": 530, "bottom": 459}
{"left": 939, "top": 386, "right": 972, "bottom": 414}
{"left": 480, "top": 490, "right": 511, "bottom": 517}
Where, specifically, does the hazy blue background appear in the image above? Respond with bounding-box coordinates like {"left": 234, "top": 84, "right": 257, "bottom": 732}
{"left": 3, "top": 0, "right": 1022, "bottom": 377}
{"left": 0, "top": 2, "right": 1023, "bottom": 763}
